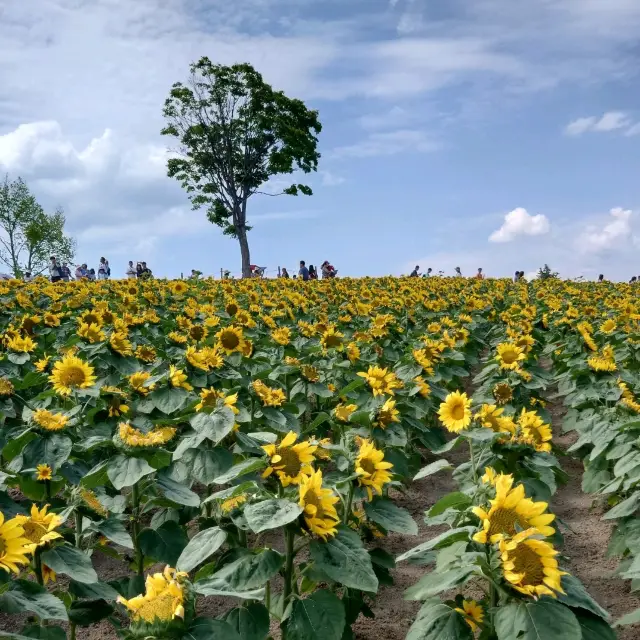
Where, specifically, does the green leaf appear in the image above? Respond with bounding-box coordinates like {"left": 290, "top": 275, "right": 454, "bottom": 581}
{"left": 194, "top": 549, "right": 284, "bottom": 598}
{"left": 150, "top": 386, "right": 189, "bottom": 414}
{"left": 309, "top": 525, "right": 378, "bottom": 592}
{"left": 190, "top": 408, "right": 236, "bottom": 444}
{"left": 406, "top": 599, "right": 473, "bottom": 640}
{"left": 41, "top": 545, "right": 98, "bottom": 584}
{"left": 68, "top": 579, "right": 120, "bottom": 601}
{"left": 495, "top": 600, "right": 582, "bottom": 640}
{"left": 226, "top": 602, "right": 270, "bottom": 640}
{"left": 364, "top": 497, "right": 417, "bottom": 535}
{"left": 575, "top": 611, "right": 616, "bottom": 640}
{"left": 107, "top": 454, "right": 155, "bottom": 490}
{"left": 93, "top": 517, "right": 134, "bottom": 549}
{"left": 428, "top": 492, "right": 471, "bottom": 517}
{"left": 213, "top": 458, "right": 266, "bottom": 484}
{"left": 307, "top": 412, "right": 331, "bottom": 432}
{"left": 602, "top": 493, "right": 639, "bottom": 520}
{"left": 156, "top": 469, "right": 200, "bottom": 507}
{"left": 396, "top": 527, "right": 474, "bottom": 563}
{"left": 181, "top": 447, "right": 233, "bottom": 484}
{"left": 404, "top": 566, "right": 475, "bottom": 600}
{"left": 22, "top": 435, "right": 72, "bottom": 472}
{"left": 558, "top": 574, "right": 609, "bottom": 620}
{"left": 138, "top": 520, "right": 188, "bottom": 566}
{"left": 0, "top": 579, "right": 68, "bottom": 620}
{"left": 183, "top": 618, "right": 241, "bottom": 640}
{"left": 81, "top": 461, "right": 109, "bottom": 489}
{"left": 245, "top": 499, "right": 303, "bottom": 534}
{"left": 177, "top": 526, "right": 227, "bottom": 573}
{"left": 286, "top": 589, "right": 345, "bottom": 640}
{"left": 413, "top": 459, "right": 452, "bottom": 481}
{"left": 68, "top": 599, "right": 114, "bottom": 626}
{"left": 13, "top": 626, "right": 66, "bottom": 640}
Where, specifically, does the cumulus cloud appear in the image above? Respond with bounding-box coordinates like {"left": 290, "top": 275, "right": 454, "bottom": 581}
{"left": 489, "top": 208, "right": 551, "bottom": 243}
{"left": 564, "top": 111, "right": 632, "bottom": 136}
{"left": 578, "top": 207, "right": 635, "bottom": 253}
{"left": 332, "top": 130, "right": 438, "bottom": 158}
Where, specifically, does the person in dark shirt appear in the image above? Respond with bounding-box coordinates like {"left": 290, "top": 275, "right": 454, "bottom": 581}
{"left": 299, "top": 261, "right": 309, "bottom": 281}
{"left": 410, "top": 265, "right": 420, "bottom": 277}
{"left": 309, "top": 265, "right": 318, "bottom": 280}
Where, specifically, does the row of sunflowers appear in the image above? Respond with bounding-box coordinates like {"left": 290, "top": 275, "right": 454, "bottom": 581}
{"left": 0, "top": 275, "right": 634, "bottom": 639}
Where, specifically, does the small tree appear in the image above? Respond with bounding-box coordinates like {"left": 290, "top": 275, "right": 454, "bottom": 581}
{"left": 161, "top": 57, "right": 322, "bottom": 278}
{"left": 537, "top": 264, "right": 559, "bottom": 280}
{"left": 0, "top": 175, "right": 76, "bottom": 277}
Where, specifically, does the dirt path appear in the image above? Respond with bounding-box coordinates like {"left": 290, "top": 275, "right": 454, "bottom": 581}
{"left": 548, "top": 391, "right": 640, "bottom": 640}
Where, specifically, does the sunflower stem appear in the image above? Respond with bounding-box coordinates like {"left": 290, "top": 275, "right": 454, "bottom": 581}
{"left": 469, "top": 440, "right": 478, "bottom": 483}
{"left": 132, "top": 482, "right": 144, "bottom": 578}
{"left": 34, "top": 547, "right": 44, "bottom": 586}
{"left": 74, "top": 510, "right": 83, "bottom": 548}
{"left": 265, "top": 579, "right": 271, "bottom": 614}
{"left": 283, "top": 527, "right": 295, "bottom": 611}
{"left": 343, "top": 482, "right": 355, "bottom": 525}
{"left": 45, "top": 479, "right": 52, "bottom": 501}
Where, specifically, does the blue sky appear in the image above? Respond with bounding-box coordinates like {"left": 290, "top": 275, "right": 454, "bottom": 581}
{"left": 0, "top": 0, "right": 638, "bottom": 279}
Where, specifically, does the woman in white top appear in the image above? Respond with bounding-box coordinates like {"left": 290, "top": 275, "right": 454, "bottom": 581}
{"left": 126, "top": 261, "right": 137, "bottom": 279}
{"left": 98, "top": 257, "right": 110, "bottom": 280}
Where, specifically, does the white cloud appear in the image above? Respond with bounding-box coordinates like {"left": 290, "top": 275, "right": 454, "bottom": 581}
{"left": 489, "top": 208, "right": 551, "bottom": 243}
{"left": 625, "top": 123, "right": 640, "bottom": 136}
{"left": 565, "top": 111, "right": 632, "bottom": 135}
{"left": 320, "top": 171, "right": 345, "bottom": 186}
{"left": 578, "top": 207, "right": 635, "bottom": 253}
{"left": 332, "top": 130, "right": 438, "bottom": 158}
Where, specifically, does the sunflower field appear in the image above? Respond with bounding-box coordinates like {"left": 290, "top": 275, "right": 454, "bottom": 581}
{"left": 0, "top": 275, "right": 637, "bottom": 640}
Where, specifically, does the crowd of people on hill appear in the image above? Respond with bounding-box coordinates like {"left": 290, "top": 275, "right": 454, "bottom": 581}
{"left": 278, "top": 260, "right": 338, "bottom": 281}
{"left": 31, "top": 257, "right": 153, "bottom": 283}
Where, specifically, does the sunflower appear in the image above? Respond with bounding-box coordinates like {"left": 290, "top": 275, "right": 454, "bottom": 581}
{"left": 42, "top": 563, "right": 56, "bottom": 585}
{"left": 334, "top": 403, "right": 357, "bottom": 422}
{"left": 0, "top": 512, "right": 31, "bottom": 574}
{"left": 517, "top": 409, "right": 552, "bottom": 453}
{"left": 118, "top": 422, "right": 177, "bottom": 448}
{"left": 220, "top": 494, "right": 247, "bottom": 514}
{"left": 117, "top": 566, "right": 188, "bottom": 623}
{"left": 168, "top": 331, "right": 188, "bottom": 345}
{"left": 499, "top": 528, "right": 567, "bottom": 598}
{"left": 110, "top": 331, "right": 133, "bottom": 356}
{"left": 321, "top": 327, "right": 345, "bottom": 351}
{"left": 32, "top": 408, "right": 69, "bottom": 432}
{"left": 298, "top": 470, "right": 340, "bottom": 540}
{"left": 15, "top": 504, "right": 63, "bottom": 553}
{"left": 129, "top": 371, "right": 154, "bottom": 395}
{"left": 6, "top": 334, "right": 36, "bottom": 352}
{"left": 472, "top": 477, "right": 555, "bottom": 544}
{"left": 300, "top": 364, "right": 319, "bottom": 383}
{"left": 168, "top": 366, "right": 193, "bottom": 392}
{"left": 357, "top": 366, "right": 403, "bottom": 397}
{"left": 262, "top": 431, "right": 317, "bottom": 487}
{"left": 600, "top": 318, "right": 616, "bottom": 334}
{"left": 169, "top": 281, "right": 188, "bottom": 296}
{"left": 413, "top": 348, "right": 436, "bottom": 373}
{"left": 355, "top": 439, "right": 394, "bottom": 501}
{"left": 77, "top": 322, "right": 106, "bottom": 343}
{"left": 135, "top": 345, "right": 157, "bottom": 363}
{"left": 587, "top": 346, "right": 617, "bottom": 372}
{"left": 414, "top": 376, "right": 431, "bottom": 397}
{"left": 375, "top": 398, "right": 400, "bottom": 428}
{"left": 34, "top": 356, "right": 51, "bottom": 372}
{"left": 475, "top": 404, "right": 506, "bottom": 432}
{"left": 454, "top": 600, "right": 484, "bottom": 632}
{"left": 438, "top": 391, "right": 472, "bottom": 433}
{"left": 36, "top": 464, "right": 53, "bottom": 481}
{"left": 495, "top": 343, "right": 526, "bottom": 370}
{"left": 346, "top": 342, "right": 360, "bottom": 363}
{"left": 79, "top": 310, "right": 104, "bottom": 327}
{"left": 0, "top": 377, "right": 14, "bottom": 396}
{"left": 215, "top": 326, "right": 245, "bottom": 355}
{"left": 272, "top": 327, "right": 291, "bottom": 346}
{"left": 48, "top": 354, "right": 96, "bottom": 397}
{"left": 492, "top": 382, "right": 513, "bottom": 405}
{"left": 252, "top": 380, "right": 286, "bottom": 407}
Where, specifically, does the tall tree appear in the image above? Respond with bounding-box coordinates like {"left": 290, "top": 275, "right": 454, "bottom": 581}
{"left": 0, "top": 175, "right": 76, "bottom": 277}
{"left": 161, "top": 57, "right": 322, "bottom": 278}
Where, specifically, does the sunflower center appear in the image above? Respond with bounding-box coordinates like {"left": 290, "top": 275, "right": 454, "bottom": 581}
{"left": 451, "top": 402, "right": 465, "bottom": 421}
{"left": 501, "top": 350, "right": 518, "bottom": 364}
{"left": 276, "top": 447, "right": 302, "bottom": 478}
{"left": 61, "top": 366, "right": 86, "bottom": 386}
{"left": 304, "top": 490, "right": 325, "bottom": 519}
{"left": 190, "top": 326, "right": 205, "bottom": 340}
{"left": 226, "top": 304, "right": 238, "bottom": 316}
{"left": 134, "top": 592, "right": 178, "bottom": 622}
{"left": 511, "top": 543, "right": 546, "bottom": 586}
{"left": 84, "top": 313, "right": 100, "bottom": 325}
{"left": 486, "top": 507, "right": 526, "bottom": 538}
{"left": 359, "top": 458, "right": 376, "bottom": 476}
{"left": 22, "top": 521, "right": 48, "bottom": 544}
{"left": 221, "top": 331, "right": 240, "bottom": 349}
{"left": 324, "top": 335, "right": 341, "bottom": 347}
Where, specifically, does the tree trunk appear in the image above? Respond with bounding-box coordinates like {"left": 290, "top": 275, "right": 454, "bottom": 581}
{"left": 236, "top": 224, "right": 252, "bottom": 278}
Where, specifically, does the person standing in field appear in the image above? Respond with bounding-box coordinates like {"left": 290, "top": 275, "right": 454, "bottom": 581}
{"left": 475, "top": 268, "right": 484, "bottom": 279}
{"left": 60, "top": 262, "right": 72, "bottom": 281}
{"left": 309, "top": 265, "right": 318, "bottom": 280}
{"left": 126, "top": 261, "right": 136, "bottom": 279}
{"left": 299, "top": 261, "right": 309, "bottom": 281}
{"left": 410, "top": 265, "right": 420, "bottom": 277}
{"left": 423, "top": 268, "right": 432, "bottom": 278}
{"left": 49, "top": 257, "right": 62, "bottom": 283}
{"left": 454, "top": 266, "right": 462, "bottom": 277}
{"left": 98, "top": 257, "right": 110, "bottom": 280}
{"left": 280, "top": 268, "right": 290, "bottom": 278}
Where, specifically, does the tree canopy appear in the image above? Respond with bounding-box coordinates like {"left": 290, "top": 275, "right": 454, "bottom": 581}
{"left": 161, "top": 57, "right": 322, "bottom": 277}
{"left": 0, "top": 175, "right": 76, "bottom": 277}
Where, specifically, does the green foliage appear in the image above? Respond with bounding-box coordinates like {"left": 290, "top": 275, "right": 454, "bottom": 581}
{"left": 0, "top": 175, "right": 75, "bottom": 277}
{"left": 161, "top": 57, "right": 322, "bottom": 276}
{"left": 537, "top": 263, "right": 559, "bottom": 280}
